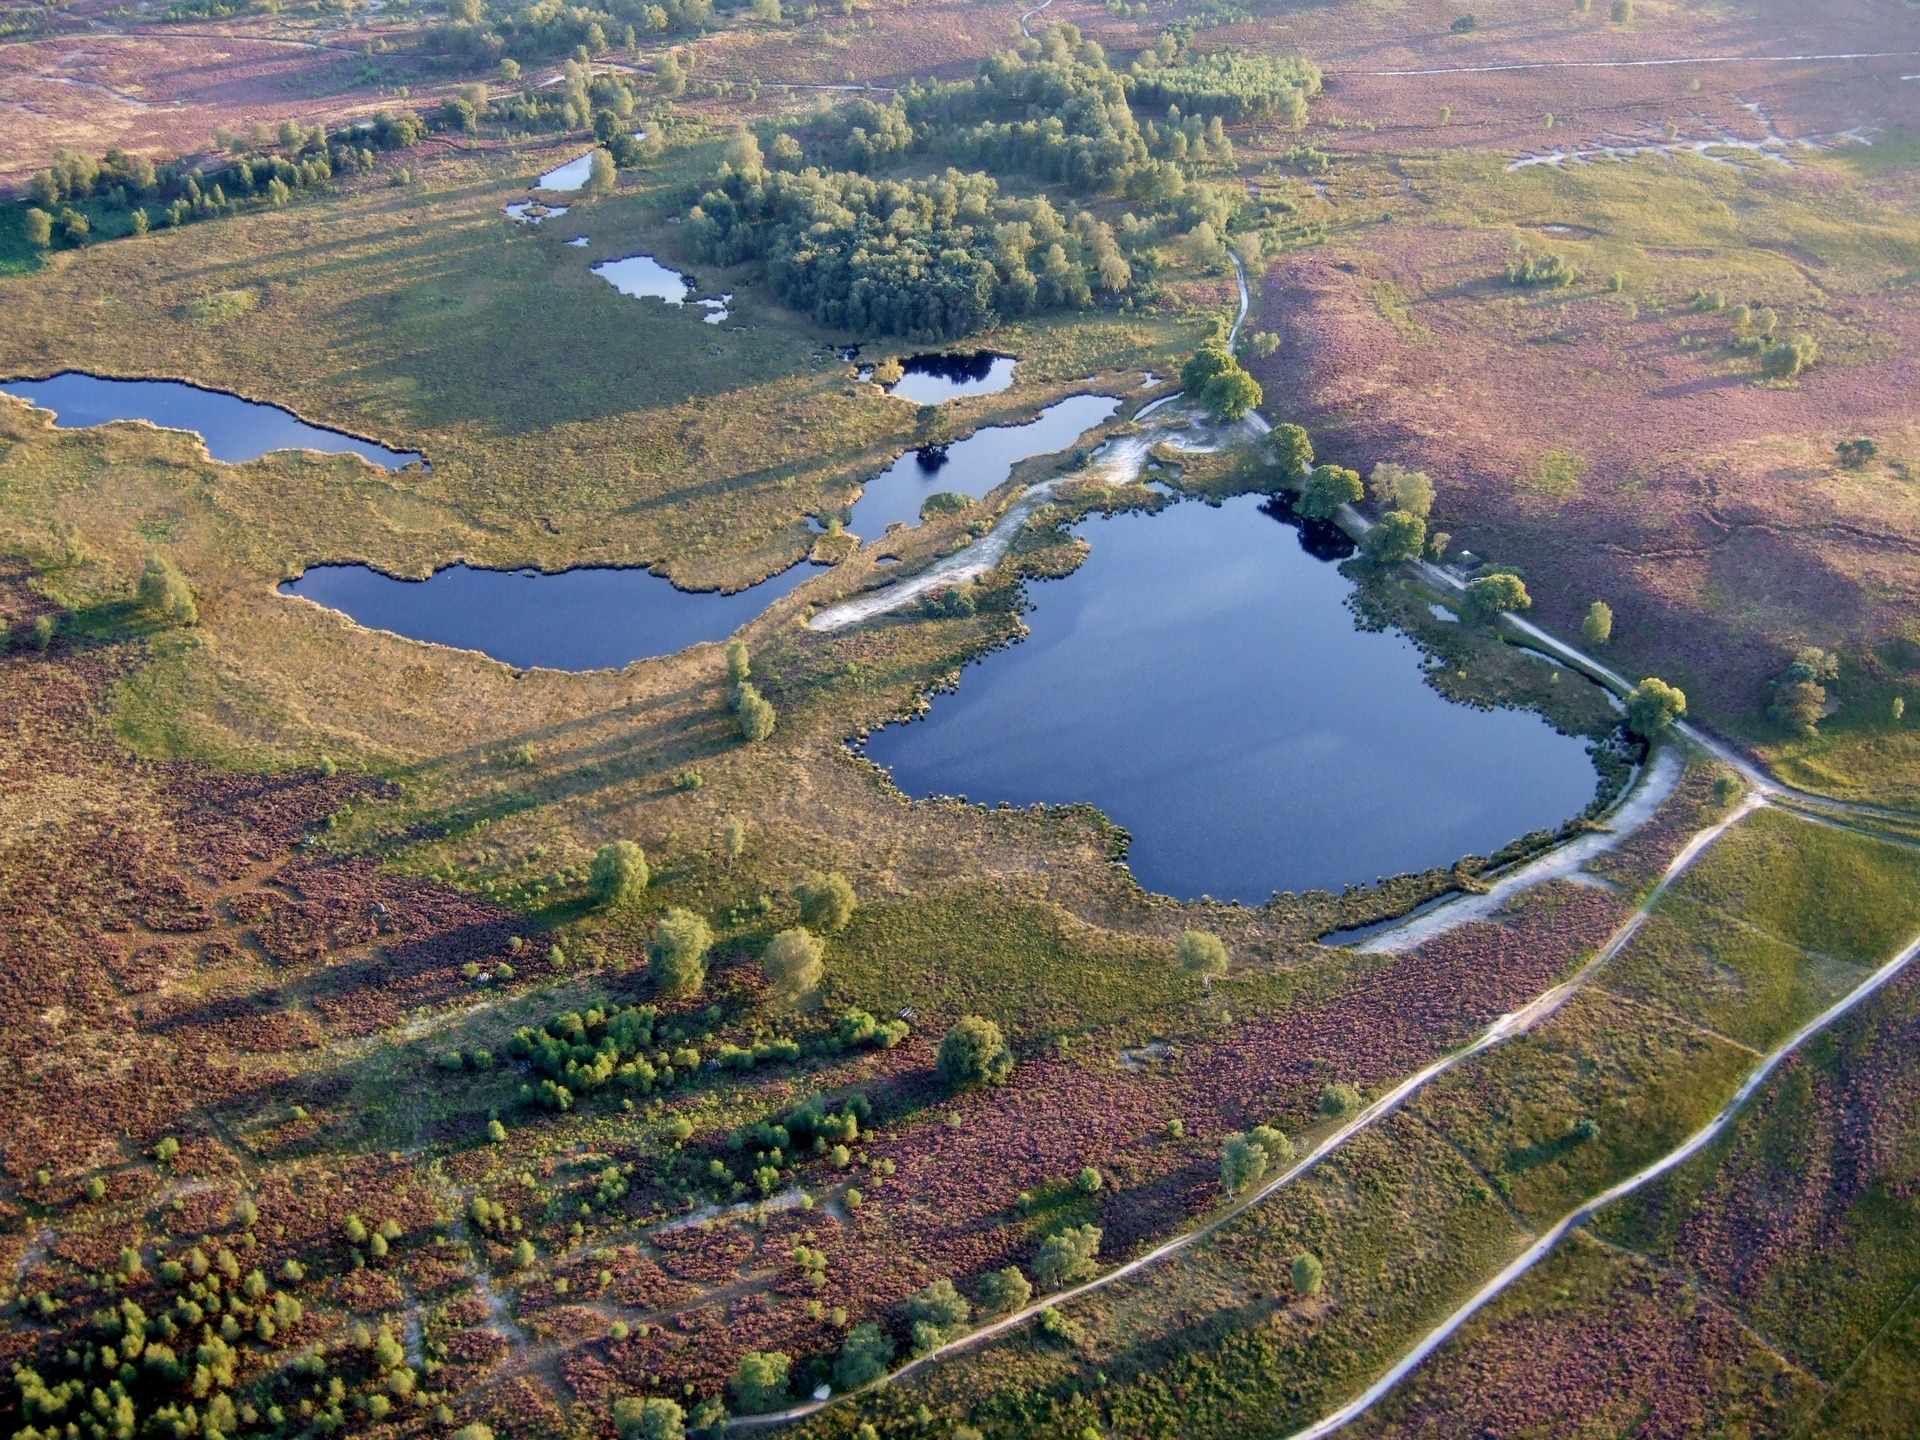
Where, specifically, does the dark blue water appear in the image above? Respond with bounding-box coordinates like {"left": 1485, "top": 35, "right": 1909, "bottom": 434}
{"left": 0, "top": 372, "right": 421, "bottom": 469}
{"left": 849, "top": 393, "right": 1118, "bottom": 537}
{"left": 889, "top": 352, "right": 1017, "bottom": 404}
{"left": 281, "top": 559, "right": 820, "bottom": 671}
{"left": 862, "top": 494, "right": 1600, "bottom": 901}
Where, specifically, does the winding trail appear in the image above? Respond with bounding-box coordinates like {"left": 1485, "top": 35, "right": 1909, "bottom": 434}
{"left": 1017, "top": 0, "right": 1057, "bottom": 39}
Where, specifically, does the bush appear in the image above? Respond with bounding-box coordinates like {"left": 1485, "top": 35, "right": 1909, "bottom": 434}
{"left": 1297, "top": 465, "right": 1363, "bottom": 520}
{"left": 919, "top": 490, "right": 971, "bottom": 519}
{"left": 729, "top": 1351, "right": 790, "bottom": 1413}
{"left": 1319, "top": 1082, "right": 1362, "bottom": 1118}
{"left": 650, "top": 908, "right": 713, "bottom": 996}
{"left": 833, "top": 1323, "right": 894, "bottom": 1389}
{"left": 794, "top": 871, "right": 856, "bottom": 932}
{"left": 1361, "top": 509, "right": 1426, "bottom": 566}
{"left": 906, "top": 1278, "right": 971, "bottom": 1353}
{"left": 735, "top": 682, "right": 777, "bottom": 742}
{"left": 614, "top": 1396, "right": 684, "bottom": 1440}
{"left": 1292, "top": 1252, "right": 1324, "bottom": 1296}
{"left": 1463, "top": 571, "right": 1531, "bottom": 622}
{"left": 978, "top": 1265, "right": 1032, "bottom": 1314}
{"left": 592, "top": 841, "right": 649, "bottom": 905}
{"left": 726, "top": 638, "right": 751, "bottom": 683}
{"left": 1176, "top": 929, "right": 1228, "bottom": 979}
{"left": 761, "top": 927, "right": 825, "bottom": 1005}
{"left": 1625, "top": 677, "right": 1687, "bottom": 739}
{"left": 1075, "top": 1165, "right": 1103, "bottom": 1194}
{"left": 922, "top": 585, "right": 979, "bottom": 619}
{"left": 24, "top": 207, "right": 52, "bottom": 248}
{"left": 1836, "top": 438, "right": 1879, "bottom": 469}
{"left": 1582, "top": 600, "right": 1613, "bottom": 646}
{"left": 937, "top": 1016, "right": 1014, "bottom": 1088}
{"left": 1368, "top": 462, "right": 1434, "bottom": 518}
{"left": 1506, "top": 251, "right": 1579, "bottom": 287}
{"left": 1033, "top": 1223, "right": 1102, "bottom": 1288}
{"left": 1762, "top": 336, "right": 1818, "bottom": 380}
{"left": 137, "top": 553, "right": 197, "bottom": 625}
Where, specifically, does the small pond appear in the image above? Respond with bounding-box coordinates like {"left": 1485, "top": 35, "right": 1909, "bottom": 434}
{"left": 847, "top": 392, "right": 1119, "bottom": 537}
{"left": 888, "top": 352, "right": 1017, "bottom": 405}
{"left": 0, "top": 372, "right": 422, "bottom": 469}
{"left": 537, "top": 151, "right": 595, "bottom": 191}
{"left": 282, "top": 558, "right": 820, "bottom": 671}
{"left": 592, "top": 255, "right": 731, "bottom": 322}
{"left": 861, "top": 493, "right": 1601, "bottom": 902}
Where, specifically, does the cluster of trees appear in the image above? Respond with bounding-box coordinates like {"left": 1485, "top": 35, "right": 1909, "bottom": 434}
{"left": 428, "top": 0, "right": 714, "bottom": 72}
{"left": 1506, "top": 250, "right": 1581, "bottom": 288}
{"left": 509, "top": 1001, "right": 695, "bottom": 1106}
{"left": 727, "top": 640, "right": 777, "bottom": 740}
{"left": 1219, "top": 1123, "right": 1294, "bottom": 1194}
{"left": 1125, "top": 50, "right": 1321, "bottom": 124}
{"left": 17, "top": 112, "right": 432, "bottom": 251}
{"left": 138, "top": 553, "right": 197, "bottom": 626}
{"left": 1181, "top": 343, "right": 1262, "bottom": 421}
{"left": 1768, "top": 646, "right": 1837, "bottom": 736}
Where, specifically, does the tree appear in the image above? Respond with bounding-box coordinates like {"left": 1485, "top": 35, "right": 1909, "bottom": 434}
{"left": 722, "top": 815, "right": 746, "bottom": 864}
{"left": 1320, "top": 1082, "right": 1362, "bottom": 1117}
{"left": 650, "top": 908, "right": 713, "bottom": 996}
{"left": 1271, "top": 423, "right": 1314, "bottom": 481}
{"left": 615, "top": 1396, "right": 685, "bottom": 1440}
{"left": 1292, "top": 1252, "right": 1324, "bottom": 1296}
{"left": 1368, "top": 462, "right": 1434, "bottom": 518}
{"left": 657, "top": 50, "right": 686, "bottom": 97}
{"left": 138, "top": 552, "right": 197, "bottom": 625}
{"left": 937, "top": 1015, "right": 1014, "bottom": 1088}
{"left": 1177, "top": 929, "right": 1228, "bottom": 981}
{"left": 1450, "top": 12, "right": 1478, "bottom": 31}
{"left": 724, "top": 129, "right": 766, "bottom": 178}
{"left": 1836, "top": 438, "right": 1879, "bottom": 469}
{"left": 1297, "top": 465, "right": 1363, "bottom": 520}
{"left": 1219, "top": 1124, "right": 1292, "bottom": 1195}
{"left": 735, "top": 682, "right": 777, "bottom": 742}
{"left": 1769, "top": 648, "right": 1836, "bottom": 736}
{"left": 1462, "top": 571, "right": 1531, "bottom": 622}
{"left": 794, "top": 871, "right": 856, "bottom": 932}
{"left": 1361, "top": 510, "right": 1426, "bottom": 566}
{"left": 1762, "top": 336, "right": 1818, "bottom": 379}
{"left": 978, "top": 1265, "right": 1032, "bottom": 1314}
{"left": 833, "top": 1324, "right": 894, "bottom": 1390}
{"left": 1625, "top": 677, "right": 1687, "bottom": 739}
{"left": 1582, "top": 601, "right": 1613, "bottom": 646}
{"left": 23, "top": 207, "right": 52, "bottom": 249}
{"left": 730, "top": 1351, "right": 790, "bottom": 1413}
{"left": 761, "top": 927, "right": 824, "bottom": 1006}
{"left": 1033, "top": 1223, "right": 1101, "bottom": 1288}
{"left": 1203, "top": 366, "right": 1262, "bottom": 422}
{"left": 586, "top": 148, "right": 617, "bottom": 195}
{"left": 726, "top": 638, "right": 751, "bottom": 683}
{"left": 906, "top": 1278, "right": 971, "bottom": 1353}
{"left": 592, "top": 841, "right": 650, "bottom": 905}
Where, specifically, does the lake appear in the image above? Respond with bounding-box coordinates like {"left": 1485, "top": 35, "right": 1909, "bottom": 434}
{"left": 0, "top": 372, "right": 422, "bottom": 469}
{"left": 848, "top": 393, "right": 1119, "bottom": 537}
{"left": 281, "top": 558, "right": 821, "bottom": 671}
{"left": 861, "top": 493, "right": 1601, "bottom": 901}
{"left": 889, "top": 352, "right": 1017, "bottom": 404}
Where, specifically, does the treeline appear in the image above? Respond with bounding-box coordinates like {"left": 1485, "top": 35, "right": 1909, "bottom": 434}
{"left": 16, "top": 112, "right": 433, "bottom": 251}
{"left": 1126, "top": 50, "right": 1321, "bottom": 124}
{"left": 426, "top": 0, "right": 714, "bottom": 68}
{"left": 682, "top": 25, "right": 1280, "bottom": 340}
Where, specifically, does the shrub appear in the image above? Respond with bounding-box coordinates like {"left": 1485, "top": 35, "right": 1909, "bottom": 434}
{"left": 1292, "top": 1252, "right": 1324, "bottom": 1295}
{"left": 137, "top": 553, "right": 197, "bottom": 625}
{"left": 723, "top": 815, "right": 746, "bottom": 863}
{"left": 833, "top": 1323, "right": 894, "bottom": 1389}
{"left": 154, "top": 1136, "right": 180, "bottom": 1164}
{"left": 1506, "top": 251, "right": 1580, "bottom": 287}
{"left": 1625, "top": 677, "right": 1688, "bottom": 739}
{"left": 1836, "top": 438, "right": 1879, "bottom": 469}
{"left": 1033, "top": 1223, "right": 1102, "bottom": 1288}
{"left": 937, "top": 1015, "right": 1014, "bottom": 1088}
{"left": 1320, "top": 1082, "right": 1363, "bottom": 1118}
{"left": 614, "top": 1396, "right": 684, "bottom": 1440}
{"left": 978, "top": 1265, "right": 1032, "bottom": 1314}
{"left": 906, "top": 1278, "right": 971, "bottom": 1353}
{"left": 1582, "top": 600, "right": 1613, "bottom": 646}
{"left": 586, "top": 146, "right": 617, "bottom": 194}
{"left": 762, "top": 927, "right": 825, "bottom": 1005}
{"left": 1297, "top": 465, "right": 1363, "bottom": 520}
{"left": 1761, "top": 336, "right": 1818, "bottom": 380}
{"left": 31, "top": 614, "right": 56, "bottom": 651}
{"left": 1768, "top": 648, "right": 1837, "bottom": 736}
{"left": 24, "top": 207, "right": 52, "bottom": 248}
{"left": 592, "top": 841, "right": 649, "bottom": 906}
{"left": 794, "top": 871, "right": 856, "bottom": 932}
{"left": 726, "top": 638, "right": 751, "bottom": 683}
{"left": 1450, "top": 13, "right": 1477, "bottom": 32}
{"left": 919, "top": 490, "right": 971, "bottom": 519}
{"left": 1368, "top": 462, "right": 1435, "bottom": 518}
{"left": 1463, "top": 571, "right": 1531, "bottom": 622}
{"left": 1361, "top": 509, "right": 1426, "bottom": 566}
{"left": 729, "top": 1351, "right": 790, "bottom": 1413}
{"left": 1176, "top": 929, "right": 1228, "bottom": 979}
{"left": 648, "top": 907, "right": 713, "bottom": 996}
{"left": 1075, "top": 1165, "right": 1103, "bottom": 1194}
{"left": 735, "top": 682, "right": 777, "bottom": 742}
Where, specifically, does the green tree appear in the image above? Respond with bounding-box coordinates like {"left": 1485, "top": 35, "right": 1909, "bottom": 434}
{"left": 650, "top": 908, "right": 713, "bottom": 996}
{"left": 1033, "top": 1223, "right": 1102, "bottom": 1288}
{"left": 736, "top": 682, "right": 777, "bottom": 742}
{"left": 1203, "top": 366, "right": 1262, "bottom": 422}
{"left": 1625, "top": 677, "right": 1687, "bottom": 739}
{"left": 1769, "top": 648, "right": 1835, "bottom": 736}
{"left": 1176, "top": 929, "right": 1228, "bottom": 981}
{"left": 23, "top": 207, "right": 52, "bottom": 249}
{"left": 1271, "top": 423, "right": 1314, "bottom": 481}
{"left": 761, "top": 927, "right": 824, "bottom": 1005}
{"left": 1762, "top": 336, "right": 1818, "bottom": 379}
{"left": 906, "top": 1278, "right": 971, "bottom": 1353}
{"left": 614, "top": 1396, "right": 685, "bottom": 1440}
{"left": 1367, "top": 462, "right": 1434, "bottom": 518}
{"left": 1181, "top": 344, "right": 1233, "bottom": 394}
{"left": 1218, "top": 1133, "right": 1267, "bottom": 1195}
{"left": 977, "top": 1265, "right": 1032, "bottom": 1314}
{"left": 833, "top": 1323, "right": 894, "bottom": 1389}
{"left": 1297, "top": 465, "right": 1363, "bottom": 520}
{"left": 1582, "top": 600, "right": 1613, "bottom": 646}
{"left": 1320, "top": 1082, "right": 1362, "bottom": 1117}
{"left": 722, "top": 815, "right": 746, "bottom": 864}
{"left": 794, "top": 871, "right": 856, "bottom": 932}
{"left": 1463, "top": 571, "right": 1531, "bottom": 622}
{"left": 937, "top": 1015, "right": 1014, "bottom": 1088}
{"left": 1360, "top": 510, "right": 1426, "bottom": 566}
{"left": 726, "top": 638, "right": 751, "bottom": 683}
{"left": 592, "top": 841, "right": 650, "bottom": 905}
{"left": 729, "top": 1351, "right": 790, "bottom": 1413}
{"left": 657, "top": 50, "right": 686, "bottom": 96}
{"left": 1836, "top": 438, "right": 1879, "bottom": 469}
{"left": 137, "top": 552, "right": 197, "bottom": 625}
{"left": 1292, "top": 1252, "right": 1324, "bottom": 1296}
{"left": 586, "top": 148, "right": 617, "bottom": 194}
